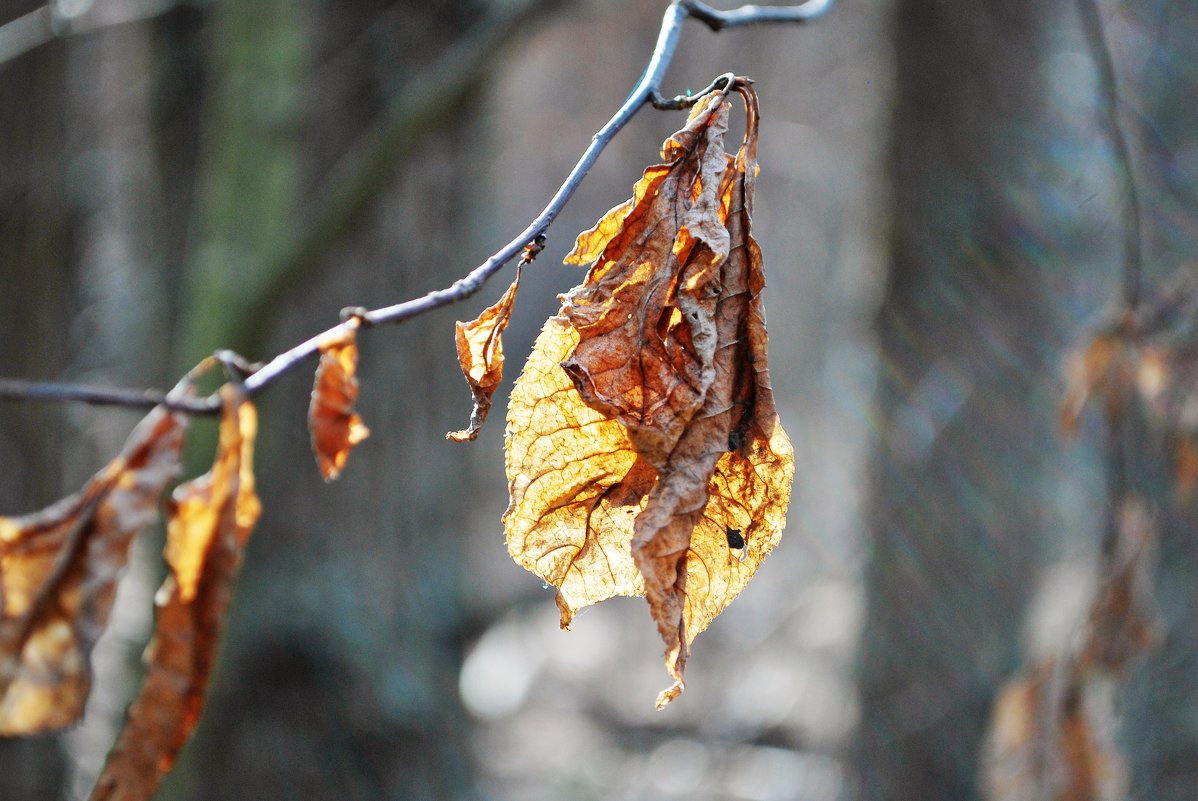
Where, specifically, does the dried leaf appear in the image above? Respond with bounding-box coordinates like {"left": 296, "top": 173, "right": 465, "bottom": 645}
{"left": 91, "top": 386, "right": 260, "bottom": 801}
{"left": 309, "top": 319, "right": 370, "bottom": 480}
{"left": 982, "top": 660, "right": 1125, "bottom": 801}
{"left": 505, "top": 316, "right": 651, "bottom": 624}
{"left": 982, "top": 497, "right": 1157, "bottom": 801}
{"left": 560, "top": 92, "right": 734, "bottom": 459}
{"left": 0, "top": 405, "right": 187, "bottom": 735}
{"left": 505, "top": 83, "right": 793, "bottom": 707}
{"left": 448, "top": 266, "right": 523, "bottom": 442}
{"left": 1078, "top": 496, "right": 1161, "bottom": 675}
{"left": 1175, "top": 436, "right": 1198, "bottom": 502}
{"left": 1060, "top": 332, "right": 1137, "bottom": 437}
{"left": 632, "top": 87, "right": 792, "bottom": 707}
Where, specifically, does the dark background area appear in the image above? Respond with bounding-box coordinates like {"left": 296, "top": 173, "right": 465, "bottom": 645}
{"left": 0, "top": 0, "right": 1196, "bottom": 799}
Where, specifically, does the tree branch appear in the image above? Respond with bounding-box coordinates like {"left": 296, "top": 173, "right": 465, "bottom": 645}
{"left": 1075, "top": 0, "right": 1146, "bottom": 557}
{"left": 241, "top": 0, "right": 566, "bottom": 347}
{"left": 0, "top": 0, "right": 182, "bottom": 70}
{"left": 0, "top": 0, "right": 835, "bottom": 416}
{"left": 1077, "top": 0, "right": 1143, "bottom": 309}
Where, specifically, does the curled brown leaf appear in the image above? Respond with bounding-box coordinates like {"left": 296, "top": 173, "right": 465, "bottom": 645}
{"left": 90, "top": 385, "right": 260, "bottom": 801}
{"left": 504, "top": 82, "right": 793, "bottom": 706}
{"left": 309, "top": 319, "right": 370, "bottom": 480}
{"left": 449, "top": 266, "right": 523, "bottom": 443}
{"left": 0, "top": 404, "right": 187, "bottom": 735}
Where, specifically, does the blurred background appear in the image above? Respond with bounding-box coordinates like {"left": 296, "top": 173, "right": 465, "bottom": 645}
{"left": 0, "top": 0, "right": 1196, "bottom": 799}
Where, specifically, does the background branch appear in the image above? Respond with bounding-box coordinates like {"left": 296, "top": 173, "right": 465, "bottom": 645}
{"left": 1077, "top": 0, "right": 1143, "bottom": 309}
{"left": 0, "top": 0, "right": 181, "bottom": 70}
{"left": 0, "top": 0, "right": 835, "bottom": 415}
{"left": 1076, "top": 0, "right": 1150, "bottom": 558}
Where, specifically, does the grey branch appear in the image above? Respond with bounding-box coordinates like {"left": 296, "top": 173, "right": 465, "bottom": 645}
{"left": 0, "top": 0, "right": 835, "bottom": 416}
{"left": 1076, "top": 0, "right": 1143, "bottom": 309}
{"left": 0, "top": 0, "right": 180, "bottom": 70}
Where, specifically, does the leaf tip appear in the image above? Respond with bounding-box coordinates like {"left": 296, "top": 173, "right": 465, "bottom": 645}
{"left": 556, "top": 592, "right": 574, "bottom": 630}
{"left": 654, "top": 680, "right": 684, "bottom": 710}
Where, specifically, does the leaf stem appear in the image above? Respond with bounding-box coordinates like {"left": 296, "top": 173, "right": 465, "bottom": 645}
{"left": 0, "top": 0, "right": 835, "bottom": 416}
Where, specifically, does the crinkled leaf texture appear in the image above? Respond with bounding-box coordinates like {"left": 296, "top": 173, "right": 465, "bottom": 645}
{"left": 449, "top": 266, "right": 523, "bottom": 442}
{"left": 0, "top": 405, "right": 187, "bottom": 735}
{"left": 91, "top": 386, "right": 260, "bottom": 801}
{"left": 505, "top": 82, "right": 793, "bottom": 708}
{"left": 309, "top": 319, "right": 370, "bottom": 481}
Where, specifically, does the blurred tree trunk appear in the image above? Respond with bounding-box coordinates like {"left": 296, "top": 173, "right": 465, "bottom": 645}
{"left": 155, "top": 2, "right": 489, "bottom": 799}
{"left": 171, "top": 0, "right": 305, "bottom": 372}
{"left": 0, "top": 17, "right": 73, "bottom": 798}
{"left": 854, "top": 2, "right": 1065, "bottom": 798}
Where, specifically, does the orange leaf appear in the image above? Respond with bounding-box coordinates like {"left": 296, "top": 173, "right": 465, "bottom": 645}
{"left": 635, "top": 86, "right": 792, "bottom": 707}
{"left": 505, "top": 83, "right": 793, "bottom": 707}
{"left": 0, "top": 404, "right": 187, "bottom": 735}
{"left": 448, "top": 266, "right": 523, "bottom": 442}
{"left": 309, "top": 319, "right": 370, "bottom": 480}
{"left": 560, "top": 91, "right": 735, "bottom": 459}
{"left": 505, "top": 316, "right": 652, "bottom": 624}
{"left": 90, "top": 385, "right": 260, "bottom": 801}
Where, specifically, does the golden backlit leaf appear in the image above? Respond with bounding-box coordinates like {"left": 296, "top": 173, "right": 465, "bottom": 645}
{"left": 504, "top": 316, "right": 650, "bottom": 626}
{"left": 91, "top": 386, "right": 260, "bottom": 801}
{"left": 309, "top": 320, "right": 370, "bottom": 480}
{"left": 504, "top": 82, "right": 793, "bottom": 706}
{"left": 449, "top": 266, "right": 523, "bottom": 442}
{"left": 0, "top": 405, "right": 187, "bottom": 735}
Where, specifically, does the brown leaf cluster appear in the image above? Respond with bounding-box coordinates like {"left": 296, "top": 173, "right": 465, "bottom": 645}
{"left": 449, "top": 266, "right": 523, "bottom": 442}
{"left": 0, "top": 406, "right": 187, "bottom": 735}
{"left": 982, "top": 659, "right": 1124, "bottom": 801}
{"left": 504, "top": 82, "right": 793, "bottom": 707}
{"left": 92, "top": 385, "right": 261, "bottom": 801}
{"left": 981, "top": 497, "right": 1159, "bottom": 801}
{"left": 310, "top": 319, "right": 370, "bottom": 480}
{"left": 1061, "top": 272, "right": 1198, "bottom": 498}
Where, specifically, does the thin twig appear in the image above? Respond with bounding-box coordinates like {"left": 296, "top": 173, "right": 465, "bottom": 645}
{"left": 1077, "top": 0, "right": 1143, "bottom": 309}
{"left": 681, "top": 0, "right": 833, "bottom": 30}
{"left": 0, "top": 0, "right": 182, "bottom": 71}
{"left": 0, "top": 0, "right": 835, "bottom": 416}
{"left": 242, "top": 0, "right": 565, "bottom": 345}
{"left": 0, "top": 5, "right": 51, "bottom": 67}
{"left": 1076, "top": 0, "right": 1146, "bottom": 556}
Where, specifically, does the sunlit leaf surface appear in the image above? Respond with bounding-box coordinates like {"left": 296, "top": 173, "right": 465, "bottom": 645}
{"left": 91, "top": 386, "right": 260, "bottom": 801}
{"left": 0, "top": 405, "right": 187, "bottom": 735}
{"left": 309, "top": 320, "right": 370, "bottom": 480}
{"left": 505, "top": 83, "right": 793, "bottom": 707}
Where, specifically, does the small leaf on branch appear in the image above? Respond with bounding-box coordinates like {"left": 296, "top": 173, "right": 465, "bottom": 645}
{"left": 91, "top": 385, "right": 260, "bottom": 801}
{"left": 448, "top": 266, "right": 523, "bottom": 443}
{"left": 504, "top": 81, "right": 793, "bottom": 707}
{"left": 309, "top": 319, "right": 370, "bottom": 480}
{"left": 0, "top": 404, "right": 187, "bottom": 735}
